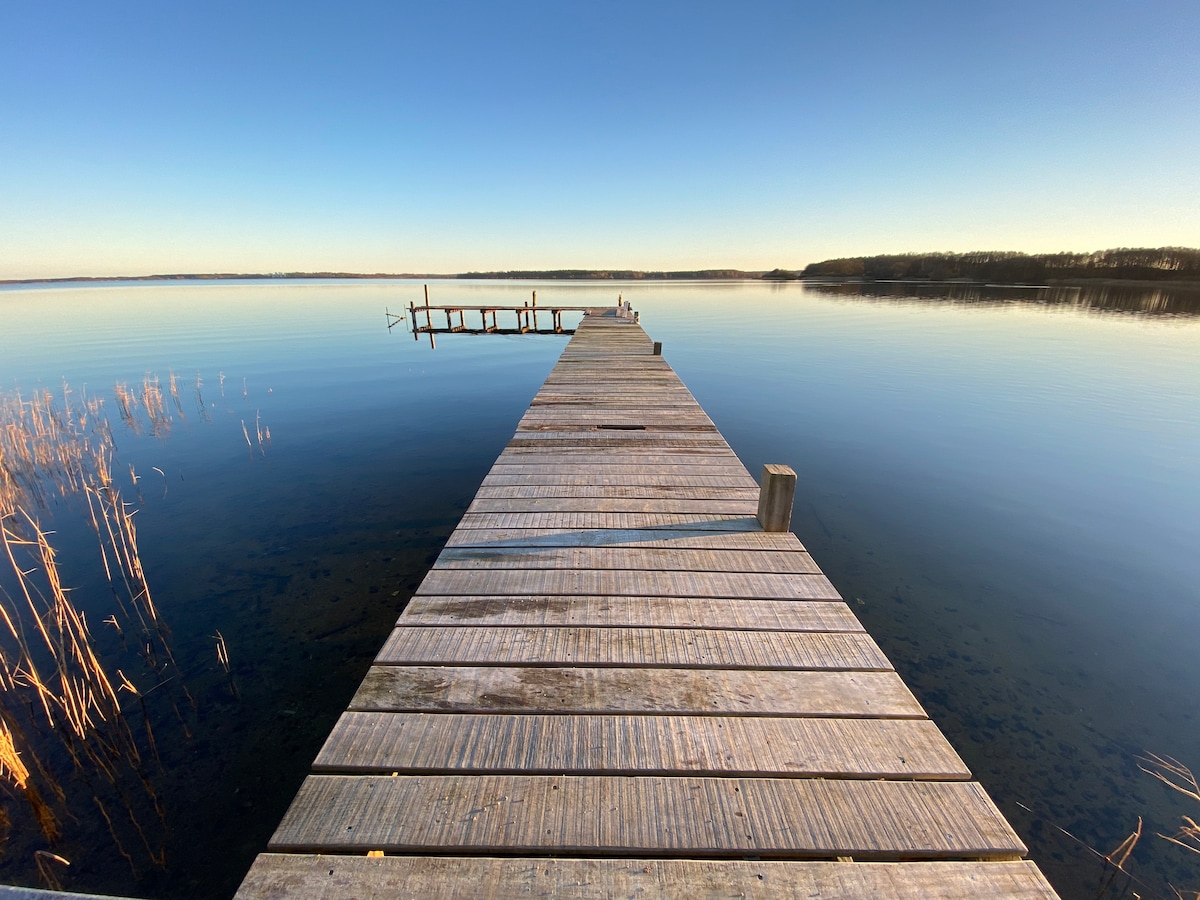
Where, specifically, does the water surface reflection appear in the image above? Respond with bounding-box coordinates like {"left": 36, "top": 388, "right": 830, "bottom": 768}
{"left": 0, "top": 278, "right": 1196, "bottom": 899}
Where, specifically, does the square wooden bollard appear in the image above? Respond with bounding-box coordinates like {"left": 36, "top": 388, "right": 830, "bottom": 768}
{"left": 757, "top": 464, "right": 797, "bottom": 532}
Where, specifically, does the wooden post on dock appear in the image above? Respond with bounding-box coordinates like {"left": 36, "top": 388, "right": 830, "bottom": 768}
{"left": 757, "top": 464, "right": 797, "bottom": 532}
{"left": 653, "top": 341, "right": 661, "bottom": 355}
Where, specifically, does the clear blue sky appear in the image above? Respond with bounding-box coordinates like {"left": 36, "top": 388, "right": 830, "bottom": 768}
{"left": 2, "top": 0, "right": 1197, "bottom": 278}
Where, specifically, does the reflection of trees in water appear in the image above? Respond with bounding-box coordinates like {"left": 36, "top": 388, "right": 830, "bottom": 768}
{"left": 803, "top": 282, "right": 1200, "bottom": 317}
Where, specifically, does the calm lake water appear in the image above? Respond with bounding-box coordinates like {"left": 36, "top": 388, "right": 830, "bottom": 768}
{"left": 0, "top": 279, "right": 1197, "bottom": 898}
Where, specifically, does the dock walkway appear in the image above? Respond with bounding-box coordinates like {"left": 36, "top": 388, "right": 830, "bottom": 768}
{"left": 238, "top": 310, "right": 1057, "bottom": 898}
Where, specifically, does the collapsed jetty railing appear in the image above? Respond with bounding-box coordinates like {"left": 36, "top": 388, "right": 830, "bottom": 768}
{"left": 386, "top": 287, "right": 633, "bottom": 348}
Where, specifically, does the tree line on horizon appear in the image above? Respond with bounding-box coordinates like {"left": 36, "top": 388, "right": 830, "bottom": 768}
{"left": 797, "top": 247, "right": 1200, "bottom": 282}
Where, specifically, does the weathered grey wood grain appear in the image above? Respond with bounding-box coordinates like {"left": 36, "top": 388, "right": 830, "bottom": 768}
{"left": 400, "top": 595, "right": 862, "bottom": 631}
{"left": 349, "top": 665, "right": 924, "bottom": 716}
{"left": 473, "top": 485, "right": 762, "bottom": 500}
{"left": 444, "top": 527, "right": 805, "bottom": 550}
{"left": 431, "top": 546, "right": 822, "bottom": 574}
{"left": 494, "top": 452, "right": 747, "bottom": 468}
{"left": 314, "top": 712, "right": 970, "bottom": 779}
{"left": 465, "top": 496, "right": 758, "bottom": 514}
{"left": 481, "top": 473, "right": 759, "bottom": 487}
{"left": 268, "top": 774, "right": 1026, "bottom": 859}
{"left": 455, "top": 512, "right": 763, "bottom": 530}
{"left": 237, "top": 856, "right": 1058, "bottom": 900}
{"left": 414, "top": 568, "right": 840, "bottom": 600}
{"left": 506, "top": 430, "right": 729, "bottom": 443}
{"left": 518, "top": 410, "right": 715, "bottom": 423}
{"left": 375, "top": 626, "right": 888, "bottom": 670}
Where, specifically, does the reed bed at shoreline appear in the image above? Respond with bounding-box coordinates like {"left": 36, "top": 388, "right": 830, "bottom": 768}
{"left": 0, "top": 373, "right": 260, "bottom": 886}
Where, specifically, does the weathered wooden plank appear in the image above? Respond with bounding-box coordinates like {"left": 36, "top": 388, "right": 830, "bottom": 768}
{"left": 237, "top": 856, "right": 1058, "bottom": 900}
{"left": 268, "top": 774, "right": 1026, "bottom": 859}
{"left": 504, "top": 441, "right": 735, "bottom": 455}
{"left": 350, "top": 665, "right": 922, "bottom": 716}
{"left": 375, "top": 626, "right": 887, "bottom": 670}
{"left": 519, "top": 411, "right": 714, "bottom": 422}
{"left": 540, "top": 379, "right": 683, "bottom": 387}
{"left": 499, "top": 451, "right": 742, "bottom": 463}
{"left": 432, "top": 547, "right": 822, "bottom": 574}
{"left": 415, "top": 569, "right": 839, "bottom": 600}
{"left": 480, "top": 473, "right": 759, "bottom": 487}
{"left": 494, "top": 453, "right": 747, "bottom": 468}
{"left": 455, "top": 512, "right": 762, "bottom": 530}
{"left": 537, "top": 383, "right": 686, "bottom": 390}
{"left": 444, "top": 528, "right": 805, "bottom": 551}
{"left": 473, "top": 485, "right": 761, "bottom": 501}
{"left": 506, "top": 431, "right": 729, "bottom": 443}
{"left": 465, "top": 497, "right": 757, "bottom": 514}
{"left": 519, "top": 411, "right": 713, "bottom": 421}
{"left": 401, "top": 595, "right": 863, "bottom": 631}
{"left": 530, "top": 396, "right": 700, "bottom": 405}
{"left": 313, "top": 712, "right": 970, "bottom": 779}
{"left": 519, "top": 401, "right": 698, "bottom": 410}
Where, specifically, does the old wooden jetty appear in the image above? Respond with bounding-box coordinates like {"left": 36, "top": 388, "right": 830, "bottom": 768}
{"left": 389, "top": 288, "right": 598, "bottom": 346}
{"left": 238, "top": 308, "right": 1058, "bottom": 898}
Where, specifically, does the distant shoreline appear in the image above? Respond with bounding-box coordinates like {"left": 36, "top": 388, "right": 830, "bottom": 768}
{"left": 3, "top": 272, "right": 1199, "bottom": 290}
{"left": 0, "top": 270, "right": 759, "bottom": 287}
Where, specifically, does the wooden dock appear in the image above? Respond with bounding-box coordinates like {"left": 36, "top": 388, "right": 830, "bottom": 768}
{"left": 238, "top": 309, "right": 1058, "bottom": 898}
{"left": 389, "top": 288, "right": 600, "bottom": 347}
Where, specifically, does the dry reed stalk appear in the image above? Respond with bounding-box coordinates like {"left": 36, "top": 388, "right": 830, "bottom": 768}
{"left": 0, "top": 377, "right": 248, "bottom": 870}
{"left": 34, "top": 848, "right": 69, "bottom": 890}
{"left": 112, "top": 383, "right": 138, "bottom": 434}
{"left": 91, "top": 794, "right": 137, "bottom": 876}
{"left": 214, "top": 630, "right": 239, "bottom": 698}
{"left": 140, "top": 375, "right": 170, "bottom": 437}
{"left": 168, "top": 370, "right": 185, "bottom": 418}
{"left": 0, "top": 694, "right": 63, "bottom": 844}
{"left": 1140, "top": 754, "right": 1200, "bottom": 861}
{"left": 0, "top": 509, "right": 154, "bottom": 794}
{"left": 8, "top": 511, "right": 123, "bottom": 734}
{"left": 0, "top": 719, "right": 30, "bottom": 790}
{"left": 214, "top": 632, "right": 230, "bottom": 674}
{"left": 0, "top": 381, "right": 201, "bottom": 874}
{"left": 1106, "top": 816, "right": 1142, "bottom": 870}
